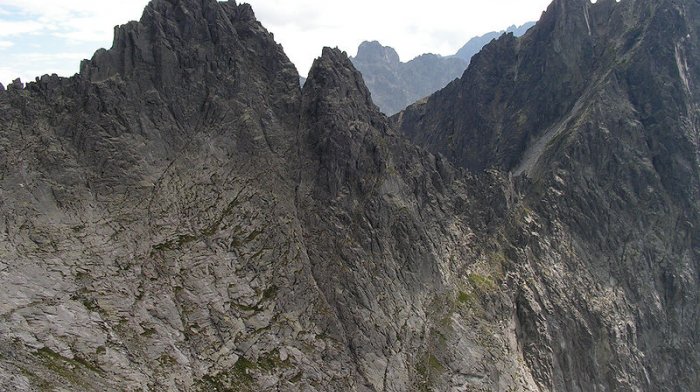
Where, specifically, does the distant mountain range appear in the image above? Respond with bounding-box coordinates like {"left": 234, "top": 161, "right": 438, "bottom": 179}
{"left": 454, "top": 22, "right": 536, "bottom": 62}
{"left": 350, "top": 42, "right": 467, "bottom": 115}
{"left": 350, "top": 22, "right": 535, "bottom": 115}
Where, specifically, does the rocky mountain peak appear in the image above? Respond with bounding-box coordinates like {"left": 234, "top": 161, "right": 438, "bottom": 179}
{"left": 397, "top": 0, "right": 660, "bottom": 172}
{"left": 354, "top": 40, "right": 401, "bottom": 65}
{"left": 536, "top": 0, "right": 596, "bottom": 53}
{"left": 79, "top": 0, "right": 293, "bottom": 90}
{"left": 75, "top": 0, "right": 298, "bottom": 140}
{"left": 8, "top": 78, "right": 23, "bottom": 90}
{"left": 393, "top": 0, "right": 700, "bottom": 388}
{"left": 304, "top": 47, "right": 377, "bottom": 116}
{"left": 301, "top": 47, "right": 389, "bottom": 198}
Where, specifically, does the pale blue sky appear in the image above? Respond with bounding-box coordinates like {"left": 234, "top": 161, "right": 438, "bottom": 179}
{"left": 0, "top": 0, "right": 552, "bottom": 85}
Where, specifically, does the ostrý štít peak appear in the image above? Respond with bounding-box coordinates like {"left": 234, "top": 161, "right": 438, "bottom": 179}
{"left": 350, "top": 41, "right": 468, "bottom": 116}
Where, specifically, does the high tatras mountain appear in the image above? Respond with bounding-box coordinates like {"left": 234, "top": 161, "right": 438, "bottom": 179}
{"left": 350, "top": 41, "right": 468, "bottom": 115}
{"left": 0, "top": 0, "right": 698, "bottom": 391}
{"left": 349, "top": 23, "right": 535, "bottom": 117}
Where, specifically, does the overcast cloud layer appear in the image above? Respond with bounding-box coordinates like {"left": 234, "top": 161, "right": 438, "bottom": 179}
{"left": 0, "top": 0, "right": 552, "bottom": 85}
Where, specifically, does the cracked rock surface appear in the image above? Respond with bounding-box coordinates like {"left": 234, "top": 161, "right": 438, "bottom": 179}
{"left": 0, "top": 0, "right": 698, "bottom": 391}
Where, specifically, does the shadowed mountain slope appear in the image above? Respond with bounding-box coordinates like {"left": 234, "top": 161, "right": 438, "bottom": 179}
{"left": 396, "top": 0, "right": 700, "bottom": 388}
{"left": 0, "top": 0, "right": 697, "bottom": 390}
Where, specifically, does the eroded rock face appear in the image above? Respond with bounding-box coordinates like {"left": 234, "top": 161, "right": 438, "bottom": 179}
{"left": 0, "top": 1, "right": 515, "bottom": 390}
{"left": 297, "top": 47, "right": 529, "bottom": 391}
{"left": 396, "top": 0, "right": 700, "bottom": 389}
{"left": 0, "top": 1, "right": 330, "bottom": 390}
{"left": 0, "top": 0, "right": 698, "bottom": 391}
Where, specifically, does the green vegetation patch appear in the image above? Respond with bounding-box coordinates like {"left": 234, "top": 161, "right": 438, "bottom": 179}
{"left": 195, "top": 351, "right": 289, "bottom": 392}
{"left": 468, "top": 273, "right": 497, "bottom": 292}
{"left": 33, "top": 347, "right": 102, "bottom": 385}
{"left": 415, "top": 353, "right": 446, "bottom": 392}
{"left": 457, "top": 291, "right": 475, "bottom": 305}
{"left": 262, "top": 285, "right": 278, "bottom": 301}
{"left": 196, "top": 357, "right": 255, "bottom": 392}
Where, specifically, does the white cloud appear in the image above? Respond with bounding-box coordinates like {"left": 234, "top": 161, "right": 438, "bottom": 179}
{"left": 246, "top": 0, "right": 552, "bottom": 74}
{"left": 0, "top": 67, "right": 17, "bottom": 86}
{"left": 0, "top": 20, "right": 44, "bottom": 36}
{"left": 0, "top": 0, "right": 149, "bottom": 83}
{"left": 13, "top": 51, "right": 89, "bottom": 62}
{"left": 0, "top": 0, "right": 147, "bottom": 42}
{"left": 0, "top": 51, "right": 91, "bottom": 85}
{"left": 1, "top": 0, "right": 147, "bottom": 23}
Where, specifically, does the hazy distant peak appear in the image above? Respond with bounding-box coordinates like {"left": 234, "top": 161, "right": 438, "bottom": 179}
{"left": 506, "top": 21, "right": 536, "bottom": 35}
{"left": 355, "top": 40, "right": 401, "bottom": 64}
{"left": 454, "top": 21, "right": 535, "bottom": 62}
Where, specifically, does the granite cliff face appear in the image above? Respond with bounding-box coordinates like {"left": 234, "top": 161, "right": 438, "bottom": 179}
{"left": 0, "top": 1, "right": 518, "bottom": 390}
{"left": 350, "top": 41, "right": 468, "bottom": 115}
{"left": 0, "top": 0, "right": 698, "bottom": 391}
{"left": 396, "top": 0, "right": 700, "bottom": 389}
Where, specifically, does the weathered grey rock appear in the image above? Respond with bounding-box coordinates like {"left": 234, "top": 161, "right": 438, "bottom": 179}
{"left": 396, "top": 0, "right": 700, "bottom": 389}
{"left": 0, "top": 83, "right": 4, "bottom": 91}
{"left": 9, "top": 78, "right": 22, "bottom": 90}
{"left": 0, "top": 0, "right": 698, "bottom": 391}
{"left": 298, "top": 47, "right": 529, "bottom": 391}
{"left": 0, "top": 0, "right": 332, "bottom": 390}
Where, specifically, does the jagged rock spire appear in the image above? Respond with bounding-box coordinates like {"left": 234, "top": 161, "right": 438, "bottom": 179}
{"left": 77, "top": 0, "right": 298, "bottom": 135}
{"left": 301, "top": 47, "right": 389, "bottom": 198}
{"left": 304, "top": 47, "right": 378, "bottom": 119}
